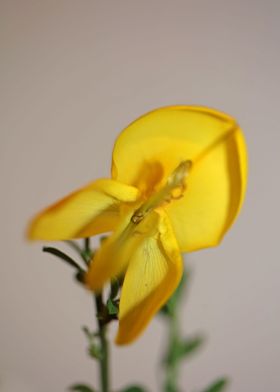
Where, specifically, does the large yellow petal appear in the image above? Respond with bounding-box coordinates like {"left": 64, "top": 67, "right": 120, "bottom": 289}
{"left": 27, "top": 179, "right": 140, "bottom": 241}
{"left": 115, "top": 210, "right": 183, "bottom": 345}
{"left": 112, "top": 106, "right": 235, "bottom": 186}
{"left": 166, "top": 127, "right": 247, "bottom": 251}
{"left": 112, "top": 106, "right": 247, "bottom": 251}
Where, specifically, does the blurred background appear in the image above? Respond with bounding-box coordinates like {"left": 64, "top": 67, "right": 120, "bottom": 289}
{"left": 1, "top": 1, "right": 279, "bottom": 391}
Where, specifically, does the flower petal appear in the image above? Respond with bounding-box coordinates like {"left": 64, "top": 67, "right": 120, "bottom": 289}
{"left": 112, "top": 106, "right": 247, "bottom": 251}
{"left": 166, "top": 126, "right": 247, "bottom": 251}
{"left": 27, "top": 179, "right": 140, "bottom": 241}
{"left": 115, "top": 210, "right": 183, "bottom": 345}
{"left": 85, "top": 210, "right": 137, "bottom": 292}
{"left": 85, "top": 206, "right": 159, "bottom": 292}
{"left": 112, "top": 106, "right": 234, "bottom": 185}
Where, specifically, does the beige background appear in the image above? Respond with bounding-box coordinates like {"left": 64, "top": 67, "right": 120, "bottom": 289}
{"left": 1, "top": 1, "right": 280, "bottom": 391}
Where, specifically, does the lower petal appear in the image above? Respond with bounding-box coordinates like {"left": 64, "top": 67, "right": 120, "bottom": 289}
{"left": 115, "top": 210, "right": 183, "bottom": 345}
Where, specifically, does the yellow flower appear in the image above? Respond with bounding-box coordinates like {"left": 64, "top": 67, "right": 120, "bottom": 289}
{"left": 28, "top": 106, "right": 247, "bottom": 345}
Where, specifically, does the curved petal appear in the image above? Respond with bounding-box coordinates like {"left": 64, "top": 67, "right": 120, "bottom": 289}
{"left": 166, "top": 126, "right": 247, "bottom": 251}
{"left": 112, "top": 106, "right": 236, "bottom": 186}
{"left": 27, "top": 179, "right": 140, "bottom": 241}
{"left": 112, "top": 106, "right": 247, "bottom": 251}
{"left": 115, "top": 210, "right": 183, "bottom": 345}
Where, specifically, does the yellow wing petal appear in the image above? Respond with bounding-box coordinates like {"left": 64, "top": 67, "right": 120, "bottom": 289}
{"left": 85, "top": 206, "right": 158, "bottom": 292}
{"left": 85, "top": 210, "right": 138, "bottom": 292}
{"left": 27, "top": 179, "right": 140, "bottom": 241}
{"left": 115, "top": 210, "right": 183, "bottom": 345}
{"left": 112, "top": 106, "right": 247, "bottom": 251}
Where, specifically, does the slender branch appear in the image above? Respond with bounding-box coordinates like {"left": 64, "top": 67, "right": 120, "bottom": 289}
{"left": 84, "top": 238, "right": 90, "bottom": 254}
{"left": 161, "top": 271, "right": 188, "bottom": 392}
{"left": 82, "top": 238, "right": 110, "bottom": 392}
{"left": 94, "top": 292, "right": 110, "bottom": 392}
{"left": 163, "top": 308, "right": 180, "bottom": 392}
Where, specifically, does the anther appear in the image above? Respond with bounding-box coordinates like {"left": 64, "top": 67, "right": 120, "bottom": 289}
{"left": 131, "top": 211, "right": 145, "bottom": 224}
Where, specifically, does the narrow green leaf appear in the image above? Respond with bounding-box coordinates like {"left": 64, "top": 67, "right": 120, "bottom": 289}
{"left": 82, "top": 326, "right": 102, "bottom": 359}
{"left": 88, "top": 342, "right": 102, "bottom": 360}
{"left": 120, "top": 386, "right": 148, "bottom": 392}
{"left": 82, "top": 326, "right": 96, "bottom": 340}
{"left": 69, "top": 384, "right": 96, "bottom": 392}
{"left": 107, "top": 298, "right": 119, "bottom": 315}
{"left": 178, "top": 335, "right": 204, "bottom": 358}
{"left": 201, "top": 378, "right": 229, "bottom": 392}
{"left": 42, "top": 247, "right": 83, "bottom": 271}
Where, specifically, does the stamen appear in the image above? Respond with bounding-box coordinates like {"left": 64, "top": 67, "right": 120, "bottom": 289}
{"left": 167, "top": 160, "right": 192, "bottom": 188}
{"left": 131, "top": 160, "right": 192, "bottom": 224}
{"left": 131, "top": 212, "right": 145, "bottom": 224}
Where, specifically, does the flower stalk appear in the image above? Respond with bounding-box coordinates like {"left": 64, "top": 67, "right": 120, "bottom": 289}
{"left": 161, "top": 271, "right": 204, "bottom": 392}
{"left": 94, "top": 292, "right": 110, "bottom": 392}
{"left": 163, "top": 307, "right": 180, "bottom": 392}
{"left": 82, "top": 238, "right": 110, "bottom": 392}
{"left": 161, "top": 272, "right": 187, "bottom": 392}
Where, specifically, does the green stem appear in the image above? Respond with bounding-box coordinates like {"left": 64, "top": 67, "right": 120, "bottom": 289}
{"left": 162, "top": 271, "right": 188, "bottom": 392}
{"left": 164, "top": 309, "right": 180, "bottom": 392}
{"left": 94, "top": 292, "right": 110, "bottom": 392}
{"left": 83, "top": 238, "right": 110, "bottom": 392}
{"left": 84, "top": 237, "right": 90, "bottom": 254}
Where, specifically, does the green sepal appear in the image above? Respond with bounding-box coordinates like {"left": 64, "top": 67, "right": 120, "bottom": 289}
{"left": 120, "top": 385, "right": 148, "bottom": 392}
{"left": 106, "top": 298, "right": 119, "bottom": 315}
{"left": 201, "top": 378, "right": 229, "bottom": 392}
{"left": 69, "top": 384, "right": 96, "bottom": 392}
